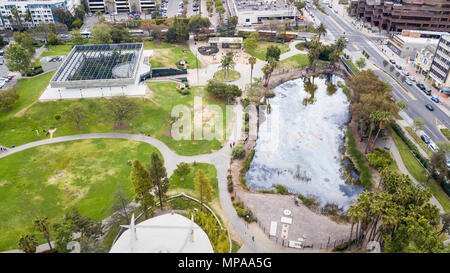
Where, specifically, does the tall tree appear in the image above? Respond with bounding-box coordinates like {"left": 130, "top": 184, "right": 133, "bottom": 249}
{"left": 248, "top": 56, "right": 257, "bottom": 86}
{"left": 106, "top": 96, "right": 140, "bottom": 128}
{"left": 130, "top": 160, "right": 155, "bottom": 219}
{"left": 63, "top": 103, "right": 88, "bottom": 129}
{"left": 33, "top": 217, "right": 52, "bottom": 250}
{"left": 370, "top": 111, "right": 392, "bottom": 151}
{"left": 265, "top": 45, "right": 281, "bottom": 62}
{"left": 91, "top": 24, "right": 112, "bottom": 44}
{"left": 70, "top": 30, "right": 85, "bottom": 45}
{"left": 194, "top": 169, "right": 213, "bottom": 211}
{"left": 17, "top": 234, "right": 38, "bottom": 253}
{"left": 4, "top": 43, "right": 30, "bottom": 75}
{"left": 148, "top": 152, "right": 169, "bottom": 209}
{"left": 315, "top": 23, "right": 327, "bottom": 41}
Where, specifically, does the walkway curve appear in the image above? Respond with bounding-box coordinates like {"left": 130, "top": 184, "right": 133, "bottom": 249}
{"left": 0, "top": 132, "right": 270, "bottom": 252}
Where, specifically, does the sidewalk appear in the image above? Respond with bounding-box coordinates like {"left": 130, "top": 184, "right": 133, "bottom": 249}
{"left": 376, "top": 135, "right": 445, "bottom": 213}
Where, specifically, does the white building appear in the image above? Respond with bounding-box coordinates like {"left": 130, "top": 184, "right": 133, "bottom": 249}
{"left": 387, "top": 34, "right": 439, "bottom": 60}
{"left": 0, "top": 0, "right": 80, "bottom": 30}
{"left": 109, "top": 213, "right": 214, "bottom": 253}
{"left": 87, "top": 0, "right": 156, "bottom": 13}
{"left": 429, "top": 35, "right": 450, "bottom": 91}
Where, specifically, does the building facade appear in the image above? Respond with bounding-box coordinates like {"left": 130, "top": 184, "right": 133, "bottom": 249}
{"left": 0, "top": 0, "right": 80, "bottom": 30}
{"left": 387, "top": 33, "right": 439, "bottom": 59}
{"left": 415, "top": 47, "right": 435, "bottom": 74}
{"left": 349, "top": 0, "right": 450, "bottom": 33}
{"left": 87, "top": 0, "right": 156, "bottom": 13}
{"left": 429, "top": 35, "right": 450, "bottom": 89}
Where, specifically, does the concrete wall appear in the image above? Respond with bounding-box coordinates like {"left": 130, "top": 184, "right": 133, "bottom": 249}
{"left": 50, "top": 77, "right": 136, "bottom": 88}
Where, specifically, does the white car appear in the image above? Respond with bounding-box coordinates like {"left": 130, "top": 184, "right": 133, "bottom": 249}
{"left": 405, "top": 79, "right": 413, "bottom": 86}
{"left": 428, "top": 143, "right": 439, "bottom": 153}
{"left": 408, "top": 75, "right": 415, "bottom": 82}
{"left": 0, "top": 82, "right": 5, "bottom": 89}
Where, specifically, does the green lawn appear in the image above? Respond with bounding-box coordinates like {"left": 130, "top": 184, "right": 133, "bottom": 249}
{"left": 169, "top": 163, "right": 219, "bottom": 198}
{"left": 0, "top": 138, "right": 161, "bottom": 251}
{"left": 278, "top": 54, "right": 308, "bottom": 69}
{"left": 0, "top": 80, "right": 232, "bottom": 156}
{"left": 0, "top": 72, "right": 54, "bottom": 121}
{"left": 144, "top": 41, "right": 202, "bottom": 69}
{"left": 441, "top": 128, "right": 450, "bottom": 141}
{"left": 246, "top": 41, "right": 290, "bottom": 61}
{"left": 33, "top": 45, "right": 73, "bottom": 67}
{"left": 214, "top": 69, "right": 240, "bottom": 81}
{"left": 391, "top": 130, "right": 450, "bottom": 212}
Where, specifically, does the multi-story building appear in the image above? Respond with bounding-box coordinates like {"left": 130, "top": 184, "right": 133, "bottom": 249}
{"left": 0, "top": 0, "right": 80, "bottom": 30}
{"left": 387, "top": 33, "right": 439, "bottom": 59}
{"left": 429, "top": 35, "right": 450, "bottom": 89}
{"left": 87, "top": 0, "right": 156, "bottom": 13}
{"left": 349, "top": 0, "right": 450, "bottom": 33}
{"left": 415, "top": 47, "right": 435, "bottom": 74}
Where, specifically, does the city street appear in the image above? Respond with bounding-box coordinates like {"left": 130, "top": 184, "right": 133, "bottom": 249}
{"left": 311, "top": 1, "right": 450, "bottom": 143}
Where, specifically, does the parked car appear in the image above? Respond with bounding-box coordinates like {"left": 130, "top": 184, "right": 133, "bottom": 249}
{"left": 401, "top": 70, "right": 410, "bottom": 76}
{"left": 431, "top": 97, "right": 440, "bottom": 103}
{"left": 408, "top": 76, "right": 415, "bottom": 82}
{"left": 416, "top": 83, "right": 425, "bottom": 90}
{"left": 6, "top": 76, "right": 13, "bottom": 81}
{"left": 405, "top": 79, "right": 413, "bottom": 86}
{"left": 0, "top": 58, "right": 3, "bottom": 65}
{"left": 428, "top": 143, "right": 439, "bottom": 153}
{"left": 0, "top": 82, "right": 5, "bottom": 89}
{"left": 421, "top": 134, "right": 431, "bottom": 144}
{"left": 425, "top": 104, "right": 434, "bottom": 111}
{"left": 395, "top": 64, "right": 402, "bottom": 70}
{"left": 389, "top": 59, "right": 396, "bottom": 64}
{"left": 424, "top": 89, "right": 432, "bottom": 96}
{"left": 0, "top": 77, "right": 9, "bottom": 82}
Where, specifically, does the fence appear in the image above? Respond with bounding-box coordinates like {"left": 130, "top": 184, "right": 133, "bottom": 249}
{"left": 231, "top": 190, "right": 350, "bottom": 251}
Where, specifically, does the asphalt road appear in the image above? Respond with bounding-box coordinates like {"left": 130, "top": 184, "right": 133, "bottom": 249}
{"left": 311, "top": 2, "right": 449, "bottom": 143}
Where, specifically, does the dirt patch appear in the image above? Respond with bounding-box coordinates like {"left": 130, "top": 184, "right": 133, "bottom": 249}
{"left": 14, "top": 102, "right": 37, "bottom": 117}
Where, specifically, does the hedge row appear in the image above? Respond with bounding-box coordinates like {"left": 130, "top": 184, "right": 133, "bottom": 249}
{"left": 391, "top": 123, "right": 429, "bottom": 170}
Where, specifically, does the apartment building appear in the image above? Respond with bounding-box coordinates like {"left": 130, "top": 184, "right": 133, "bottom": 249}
{"left": 349, "top": 0, "right": 450, "bottom": 33}
{"left": 415, "top": 47, "right": 435, "bottom": 74}
{"left": 387, "top": 33, "right": 439, "bottom": 59}
{"left": 429, "top": 35, "right": 450, "bottom": 89}
{"left": 87, "top": 0, "right": 156, "bottom": 13}
{"left": 0, "top": 0, "right": 80, "bottom": 30}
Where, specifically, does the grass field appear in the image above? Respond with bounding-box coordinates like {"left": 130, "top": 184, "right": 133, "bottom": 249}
{"left": 246, "top": 41, "right": 290, "bottom": 61}
{"left": 144, "top": 41, "right": 202, "bottom": 69}
{"left": 213, "top": 69, "right": 240, "bottom": 82}
{"left": 0, "top": 72, "right": 55, "bottom": 121}
{"left": 33, "top": 45, "right": 73, "bottom": 67}
{"left": 390, "top": 130, "right": 450, "bottom": 212}
{"left": 0, "top": 80, "right": 232, "bottom": 155}
{"left": 169, "top": 163, "right": 219, "bottom": 199}
{"left": 0, "top": 138, "right": 162, "bottom": 251}
{"left": 278, "top": 54, "right": 308, "bottom": 69}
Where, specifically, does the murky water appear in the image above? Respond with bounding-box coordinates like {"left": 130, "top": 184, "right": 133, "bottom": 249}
{"left": 245, "top": 75, "right": 363, "bottom": 209}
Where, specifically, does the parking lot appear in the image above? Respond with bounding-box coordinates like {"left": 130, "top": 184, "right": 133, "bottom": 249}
{"left": 161, "top": 0, "right": 200, "bottom": 18}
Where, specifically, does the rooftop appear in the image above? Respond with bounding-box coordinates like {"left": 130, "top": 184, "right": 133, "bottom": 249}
{"left": 109, "top": 213, "right": 214, "bottom": 253}
{"left": 51, "top": 43, "right": 143, "bottom": 84}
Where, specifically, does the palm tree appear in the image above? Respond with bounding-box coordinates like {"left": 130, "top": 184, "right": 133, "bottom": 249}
{"left": 370, "top": 111, "right": 392, "bottom": 152}
{"left": 17, "top": 234, "right": 38, "bottom": 253}
{"left": 248, "top": 56, "right": 256, "bottom": 86}
{"left": 364, "top": 111, "right": 379, "bottom": 154}
{"left": 315, "top": 23, "right": 327, "bottom": 41}
{"left": 221, "top": 52, "right": 235, "bottom": 80}
{"left": 33, "top": 216, "right": 53, "bottom": 250}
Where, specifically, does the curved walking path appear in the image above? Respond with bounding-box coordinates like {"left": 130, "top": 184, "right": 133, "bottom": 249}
{"left": 0, "top": 133, "right": 269, "bottom": 253}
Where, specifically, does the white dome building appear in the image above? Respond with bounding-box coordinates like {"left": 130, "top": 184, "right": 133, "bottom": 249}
{"left": 109, "top": 212, "right": 214, "bottom": 253}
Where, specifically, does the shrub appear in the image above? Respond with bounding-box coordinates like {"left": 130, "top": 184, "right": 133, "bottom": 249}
{"left": 241, "top": 98, "right": 250, "bottom": 108}
{"left": 298, "top": 193, "right": 320, "bottom": 210}
{"left": 54, "top": 114, "right": 62, "bottom": 121}
{"left": 232, "top": 144, "right": 246, "bottom": 159}
{"left": 366, "top": 148, "right": 393, "bottom": 171}
{"left": 275, "top": 184, "right": 289, "bottom": 195}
